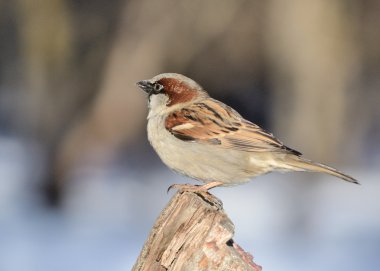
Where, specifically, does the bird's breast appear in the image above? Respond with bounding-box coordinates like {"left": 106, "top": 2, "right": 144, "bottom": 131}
{"left": 146, "top": 114, "right": 265, "bottom": 185}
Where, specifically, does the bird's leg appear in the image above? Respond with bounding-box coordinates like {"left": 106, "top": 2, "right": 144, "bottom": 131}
{"left": 167, "top": 181, "right": 224, "bottom": 193}
{"left": 199, "top": 181, "right": 224, "bottom": 190}
{"left": 167, "top": 181, "right": 224, "bottom": 207}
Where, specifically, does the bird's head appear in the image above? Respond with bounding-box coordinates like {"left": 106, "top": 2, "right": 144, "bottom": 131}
{"left": 137, "top": 73, "right": 208, "bottom": 114}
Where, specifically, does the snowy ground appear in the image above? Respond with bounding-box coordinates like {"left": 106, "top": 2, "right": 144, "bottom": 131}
{"left": 0, "top": 137, "right": 379, "bottom": 271}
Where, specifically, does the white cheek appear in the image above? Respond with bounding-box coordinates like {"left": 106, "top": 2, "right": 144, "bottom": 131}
{"left": 148, "top": 94, "right": 169, "bottom": 118}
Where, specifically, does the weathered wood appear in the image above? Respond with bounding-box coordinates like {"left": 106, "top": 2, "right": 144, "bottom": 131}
{"left": 133, "top": 191, "right": 262, "bottom": 271}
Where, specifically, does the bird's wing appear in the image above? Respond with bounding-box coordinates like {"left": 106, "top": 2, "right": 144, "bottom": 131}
{"left": 165, "top": 98, "right": 301, "bottom": 155}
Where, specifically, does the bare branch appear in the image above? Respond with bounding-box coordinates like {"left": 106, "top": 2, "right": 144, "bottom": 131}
{"left": 133, "top": 191, "right": 261, "bottom": 271}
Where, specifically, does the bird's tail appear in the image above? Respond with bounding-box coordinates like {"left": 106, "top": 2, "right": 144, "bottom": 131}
{"left": 284, "top": 156, "right": 359, "bottom": 184}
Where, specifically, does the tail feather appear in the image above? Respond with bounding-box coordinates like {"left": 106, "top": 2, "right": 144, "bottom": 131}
{"left": 285, "top": 156, "right": 359, "bottom": 184}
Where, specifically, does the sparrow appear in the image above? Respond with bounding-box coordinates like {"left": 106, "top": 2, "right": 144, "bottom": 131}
{"left": 137, "top": 73, "right": 358, "bottom": 191}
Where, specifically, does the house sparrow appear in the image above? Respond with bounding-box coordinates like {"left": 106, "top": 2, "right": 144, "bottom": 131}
{"left": 137, "top": 73, "right": 358, "bottom": 191}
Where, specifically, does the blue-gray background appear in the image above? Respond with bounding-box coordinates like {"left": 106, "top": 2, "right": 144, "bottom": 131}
{"left": 0, "top": 1, "right": 379, "bottom": 270}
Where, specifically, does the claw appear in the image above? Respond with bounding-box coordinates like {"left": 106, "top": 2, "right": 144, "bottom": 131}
{"left": 167, "top": 184, "right": 177, "bottom": 194}
{"left": 166, "top": 182, "right": 224, "bottom": 208}
{"left": 166, "top": 181, "right": 224, "bottom": 194}
{"left": 167, "top": 183, "right": 199, "bottom": 194}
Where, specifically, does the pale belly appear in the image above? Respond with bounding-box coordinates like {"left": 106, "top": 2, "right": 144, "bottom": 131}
{"left": 147, "top": 116, "right": 275, "bottom": 185}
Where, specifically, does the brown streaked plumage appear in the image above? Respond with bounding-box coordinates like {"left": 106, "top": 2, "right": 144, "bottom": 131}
{"left": 165, "top": 99, "right": 302, "bottom": 155}
{"left": 137, "top": 73, "right": 358, "bottom": 191}
{"left": 157, "top": 77, "right": 204, "bottom": 106}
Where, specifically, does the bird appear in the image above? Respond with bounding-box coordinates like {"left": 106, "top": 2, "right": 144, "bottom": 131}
{"left": 136, "top": 73, "right": 358, "bottom": 192}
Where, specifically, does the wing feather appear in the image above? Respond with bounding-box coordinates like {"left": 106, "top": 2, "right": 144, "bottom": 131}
{"left": 165, "top": 98, "right": 301, "bottom": 155}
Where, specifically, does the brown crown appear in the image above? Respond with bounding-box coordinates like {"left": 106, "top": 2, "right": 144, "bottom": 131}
{"left": 158, "top": 77, "right": 199, "bottom": 106}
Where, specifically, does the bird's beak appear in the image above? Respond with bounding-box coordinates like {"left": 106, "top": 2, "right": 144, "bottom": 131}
{"left": 136, "top": 80, "right": 153, "bottom": 94}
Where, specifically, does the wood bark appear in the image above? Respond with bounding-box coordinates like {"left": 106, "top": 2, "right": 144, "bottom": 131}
{"left": 133, "top": 191, "right": 261, "bottom": 271}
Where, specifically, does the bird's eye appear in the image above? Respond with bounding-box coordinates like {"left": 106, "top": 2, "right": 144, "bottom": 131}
{"left": 153, "top": 83, "right": 164, "bottom": 93}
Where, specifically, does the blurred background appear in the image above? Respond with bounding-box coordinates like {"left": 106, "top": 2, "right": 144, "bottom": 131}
{"left": 0, "top": 0, "right": 379, "bottom": 270}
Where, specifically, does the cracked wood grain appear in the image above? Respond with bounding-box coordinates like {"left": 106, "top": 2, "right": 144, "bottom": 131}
{"left": 132, "top": 191, "right": 261, "bottom": 271}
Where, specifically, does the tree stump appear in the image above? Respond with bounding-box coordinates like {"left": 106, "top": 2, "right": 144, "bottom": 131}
{"left": 132, "top": 190, "right": 262, "bottom": 271}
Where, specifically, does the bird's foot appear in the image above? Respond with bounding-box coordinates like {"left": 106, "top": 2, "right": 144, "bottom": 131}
{"left": 167, "top": 181, "right": 224, "bottom": 193}
{"left": 167, "top": 181, "right": 224, "bottom": 208}
{"left": 167, "top": 183, "right": 199, "bottom": 193}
